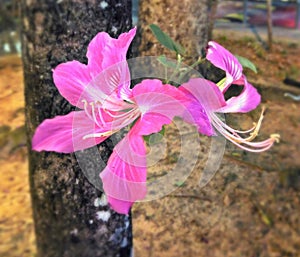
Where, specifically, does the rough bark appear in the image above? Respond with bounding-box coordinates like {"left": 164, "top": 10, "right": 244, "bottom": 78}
{"left": 132, "top": 2, "right": 223, "bottom": 256}
{"left": 21, "top": 1, "right": 133, "bottom": 257}
{"left": 138, "top": 0, "right": 210, "bottom": 61}
{"left": 137, "top": 0, "right": 220, "bottom": 82}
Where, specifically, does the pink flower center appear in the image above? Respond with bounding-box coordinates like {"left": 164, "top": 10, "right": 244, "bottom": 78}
{"left": 81, "top": 99, "right": 141, "bottom": 140}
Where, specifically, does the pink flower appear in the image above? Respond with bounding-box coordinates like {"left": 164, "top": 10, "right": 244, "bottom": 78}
{"left": 180, "top": 78, "right": 279, "bottom": 152}
{"left": 33, "top": 28, "right": 137, "bottom": 153}
{"left": 100, "top": 79, "right": 198, "bottom": 213}
{"left": 206, "top": 41, "right": 261, "bottom": 112}
{"left": 206, "top": 41, "right": 243, "bottom": 91}
{"left": 32, "top": 28, "right": 203, "bottom": 214}
{"left": 179, "top": 41, "right": 279, "bottom": 152}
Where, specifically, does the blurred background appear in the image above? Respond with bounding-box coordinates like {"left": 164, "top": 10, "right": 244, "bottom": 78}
{"left": 0, "top": 0, "right": 299, "bottom": 256}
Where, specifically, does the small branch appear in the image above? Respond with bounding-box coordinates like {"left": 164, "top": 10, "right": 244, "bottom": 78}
{"left": 167, "top": 194, "right": 213, "bottom": 202}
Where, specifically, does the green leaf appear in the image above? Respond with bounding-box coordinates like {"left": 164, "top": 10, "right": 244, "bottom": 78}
{"left": 157, "top": 55, "right": 177, "bottom": 69}
{"left": 235, "top": 55, "right": 258, "bottom": 73}
{"left": 174, "top": 181, "right": 185, "bottom": 187}
{"left": 144, "top": 127, "right": 165, "bottom": 145}
{"left": 149, "top": 24, "right": 185, "bottom": 55}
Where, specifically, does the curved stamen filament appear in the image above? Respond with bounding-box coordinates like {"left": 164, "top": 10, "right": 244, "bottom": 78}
{"left": 82, "top": 99, "right": 94, "bottom": 122}
{"left": 214, "top": 114, "right": 257, "bottom": 135}
{"left": 97, "top": 105, "right": 106, "bottom": 125}
{"left": 242, "top": 107, "right": 265, "bottom": 142}
{"left": 105, "top": 107, "right": 137, "bottom": 119}
{"left": 90, "top": 102, "right": 101, "bottom": 127}
{"left": 83, "top": 130, "right": 117, "bottom": 139}
{"left": 102, "top": 94, "right": 134, "bottom": 111}
{"left": 82, "top": 98, "right": 137, "bottom": 124}
{"left": 82, "top": 116, "right": 136, "bottom": 140}
{"left": 210, "top": 108, "right": 280, "bottom": 152}
{"left": 82, "top": 105, "right": 140, "bottom": 140}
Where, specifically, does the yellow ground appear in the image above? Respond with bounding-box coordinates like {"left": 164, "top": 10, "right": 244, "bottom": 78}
{"left": 0, "top": 55, "right": 36, "bottom": 257}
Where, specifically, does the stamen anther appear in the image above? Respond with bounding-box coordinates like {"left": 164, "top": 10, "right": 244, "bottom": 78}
{"left": 83, "top": 130, "right": 116, "bottom": 140}
{"left": 270, "top": 133, "right": 280, "bottom": 143}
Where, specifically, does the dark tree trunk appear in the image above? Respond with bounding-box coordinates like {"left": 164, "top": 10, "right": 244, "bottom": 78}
{"left": 21, "top": 1, "right": 133, "bottom": 257}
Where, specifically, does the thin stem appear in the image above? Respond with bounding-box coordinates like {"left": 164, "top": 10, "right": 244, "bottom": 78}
{"left": 166, "top": 54, "right": 182, "bottom": 84}
{"left": 177, "top": 57, "right": 204, "bottom": 83}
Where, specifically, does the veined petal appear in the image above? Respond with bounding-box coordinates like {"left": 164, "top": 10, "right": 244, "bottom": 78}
{"left": 87, "top": 28, "right": 136, "bottom": 100}
{"left": 132, "top": 79, "right": 192, "bottom": 135}
{"left": 53, "top": 28, "right": 136, "bottom": 110}
{"left": 117, "top": 62, "right": 133, "bottom": 101}
{"left": 100, "top": 128, "right": 147, "bottom": 214}
{"left": 32, "top": 111, "right": 108, "bottom": 153}
{"left": 86, "top": 62, "right": 132, "bottom": 105}
{"left": 181, "top": 78, "right": 226, "bottom": 112}
{"left": 179, "top": 88, "right": 215, "bottom": 136}
{"left": 206, "top": 41, "right": 243, "bottom": 90}
{"left": 179, "top": 78, "right": 225, "bottom": 135}
{"left": 218, "top": 76, "right": 261, "bottom": 113}
{"left": 53, "top": 61, "right": 92, "bottom": 108}
{"left": 87, "top": 27, "right": 136, "bottom": 73}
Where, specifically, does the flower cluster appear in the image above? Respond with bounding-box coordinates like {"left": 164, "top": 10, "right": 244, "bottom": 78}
{"left": 32, "top": 27, "right": 279, "bottom": 214}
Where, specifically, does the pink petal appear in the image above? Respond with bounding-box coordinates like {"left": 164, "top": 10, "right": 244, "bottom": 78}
{"left": 117, "top": 62, "right": 133, "bottom": 101}
{"left": 218, "top": 76, "right": 261, "bottom": 113}
{"left": 87, "top": 62, "right": 132, "bottom": 105}
{"left": 53, "top": 61, "right": 92, "bottom": 108}
{"left": 180, "top": 78, "right": 225, "bottom": 135}
{"left": 179, "top": 88, "right": 215, "bottom": 136}
{"left": 206, "top": 41, "right": 243, "bottom": 90}
{"left": 87, "top": 27, "right": 136, "bottom": 74}
{"left": 100, "top": 128, "right": 147, "bottom": 214}
{"left": 32, "top": 111, "right": 108, "bottom": 153}
{"left": 132, "top": 79, "right": 192, "bottom": 135}
{"left": 133, "top": 113, "right": 172, "bottom": 136}
{"left": 87, "top": 28, "right": 136, "bottom": 100}
{"left": 53, "top": 28, "right": 136, "bottom": 109}
{"left": 181, "top": 78, "right": 226, "bottom": 110}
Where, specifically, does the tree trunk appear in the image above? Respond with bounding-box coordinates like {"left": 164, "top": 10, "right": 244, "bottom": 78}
{"left": 267, "top": 0, "right": 273, "bottom": 51}
{"left": 138, "top": 0, "right": 210, "bottom": 61}
{"left": 137, "top": 0, "right": 217, "bottom": 82}
{"left": 208, "top": 0, "right": 219, "bottom": 41}
{"left": 133, "top": 1, "right": 214, "bottom": 256}
{"left": 21, "top": 1, "right": 133, "bottom": 257}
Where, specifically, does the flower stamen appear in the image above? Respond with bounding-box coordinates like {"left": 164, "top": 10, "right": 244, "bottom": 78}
{"left": 242, "top": 106, "right": 265, "bottom": 142}
{"left": 81, "top": 101, "right": 141, "bottom": 141}
{"left": 82, "top": 130, "right": 116, "bottom": 140}
{"left": 82, "top": 99, "right": 94, "bottom": 122}
{"left": 90, "top": 102, "right": 101, "bottom": 127}
{"left": 210, "top": 107, "right": 280, "bottom": 152}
